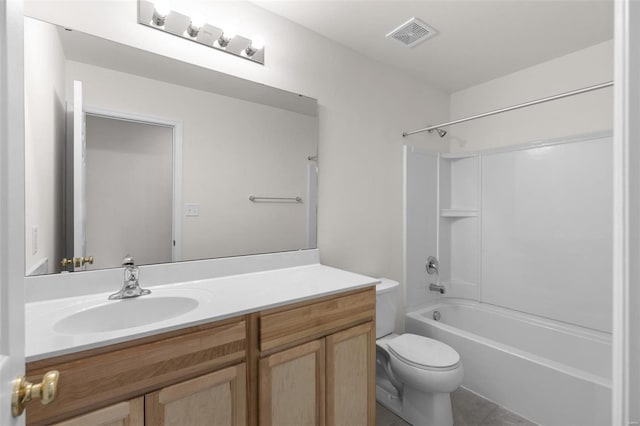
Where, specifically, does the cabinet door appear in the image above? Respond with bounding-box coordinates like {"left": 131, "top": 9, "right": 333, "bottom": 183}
{"left": 259, "top": 339, "right": 325, "bottom": 426}
{"left": 326, "top": 322, "right": 375, "bottom": 426}
{"left": 53, "top": 397, "right": 143, "bottom": 426}
{"left": 145, "top": 363, "right": 247, "bottom": 426}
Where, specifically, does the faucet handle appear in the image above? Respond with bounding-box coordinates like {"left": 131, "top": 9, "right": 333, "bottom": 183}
{"left": 109, "top": 255, "right": 150, "bottom": 300}
{"left": 426, "top": 256, "right": 439, "bottom": 275}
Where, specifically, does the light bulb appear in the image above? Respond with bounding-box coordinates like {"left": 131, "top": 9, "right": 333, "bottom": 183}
{"left": 218, "top": 26, "right": 237, "bottom": 47}
{"left": 245, "top": 35, "right": 265, "bottom": 57}
{"left": 152, "top": 0, "right": 171, "bottom": 26}
{"left": 186, "top": 11, "right": 205, "bottom": 37}
{"left": 224, "top": 26, "right": 237, "bottom": 39}
{"left": 251, "top": 36, "right": 265, "bottom": 51}
{"left": 154, "top": 0, "right": 171, "bottom": 17}
{"left": 190, "top": 12, "right": 205, "bottom": 29}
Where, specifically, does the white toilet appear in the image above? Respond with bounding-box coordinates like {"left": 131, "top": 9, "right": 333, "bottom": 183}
{"left": 376, "top": 278, "right": 463, "bottom": 426}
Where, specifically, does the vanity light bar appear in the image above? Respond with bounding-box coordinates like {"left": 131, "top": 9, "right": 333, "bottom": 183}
{"left": 137, "top": 0, "right": 265, "bottom": 65}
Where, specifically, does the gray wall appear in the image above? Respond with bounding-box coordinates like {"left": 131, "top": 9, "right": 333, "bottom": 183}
{"left": 24, "top": 18, "right": 66, "bottom": 274}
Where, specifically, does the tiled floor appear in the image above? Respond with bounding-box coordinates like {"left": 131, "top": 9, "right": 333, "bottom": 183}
{"left": 376, "top": 387, "right": 538, "bottom": 426}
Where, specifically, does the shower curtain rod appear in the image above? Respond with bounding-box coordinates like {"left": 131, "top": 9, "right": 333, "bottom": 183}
{"left": 402, "top": 81, "right": 614, "bottom": 137}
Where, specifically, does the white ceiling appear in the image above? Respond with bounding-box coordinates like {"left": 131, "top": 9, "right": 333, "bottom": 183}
{"left": 253, "top": 0, "right": 614, "bottom": 93}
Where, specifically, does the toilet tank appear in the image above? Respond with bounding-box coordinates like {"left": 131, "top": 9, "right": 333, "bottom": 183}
{"left": 376, "top": 278, "right": 399, "bottom": 338}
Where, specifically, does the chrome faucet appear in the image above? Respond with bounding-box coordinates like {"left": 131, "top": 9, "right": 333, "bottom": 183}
{"left": 108, "top": 255, "right": 151, "bottom": 300}
{"left": 429, "top": 283, "right": 446, "bottom": 294}
{"left": 426, "top": 256, "right": 444, "bottom": 293}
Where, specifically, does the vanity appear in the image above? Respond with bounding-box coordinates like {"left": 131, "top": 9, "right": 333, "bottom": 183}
{"left": 20, "top": 7, "right": 375, "bottom": 425}
{"left": 25, "top": 258, "right": 377, "bottom": 426}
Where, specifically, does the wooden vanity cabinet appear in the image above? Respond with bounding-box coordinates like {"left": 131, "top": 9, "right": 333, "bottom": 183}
{"left": 259, "top": 339, "right": 326, "bottom": 426}
{"left": 27, "top": 287, "right": 375, "bottom": 426}
{"left": 50, "top": 364, "right": 247, "bottom": 426}
{"left": 325, "top": 322, "right": 375, "bottom": 426}
{"left": 26, "top": 318, "right": 247, "bottom": 426}
{"left": 145, "top": 363, "right": 247, "bottom": 426}
{"left": 53, "top": 397, "right": 144, "bottom": 426}
{"left": 258, "top": 288, "right": 376, "bottom": 426}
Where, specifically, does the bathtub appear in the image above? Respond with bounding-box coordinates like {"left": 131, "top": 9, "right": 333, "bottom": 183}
{"left": 405, "top": 299, "right": 611, "bottom": 426}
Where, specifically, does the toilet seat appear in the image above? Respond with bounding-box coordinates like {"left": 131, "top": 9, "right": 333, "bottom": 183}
{"left": 387, "top": 333, "right": 460, "bottom": 372}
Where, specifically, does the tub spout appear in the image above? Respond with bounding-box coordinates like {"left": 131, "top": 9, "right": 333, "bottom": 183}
{"left": 429, "top": 283, "right": 445, "bottom": 294}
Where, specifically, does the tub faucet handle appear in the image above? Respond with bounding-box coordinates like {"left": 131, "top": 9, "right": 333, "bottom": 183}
{"left": 426, "top": 256, "right": 439, "bottom": 275}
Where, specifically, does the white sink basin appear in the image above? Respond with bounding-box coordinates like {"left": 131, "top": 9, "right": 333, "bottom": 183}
{"left": 53, "top": 296, "right": 200, "bottom": 334}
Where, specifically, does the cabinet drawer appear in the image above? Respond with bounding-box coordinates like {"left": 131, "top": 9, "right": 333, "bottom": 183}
{"left": 26, "top": 319, "right": 246, "bottom": 425}
{"left": 259, "top": 288, "right": 375, "bottom": 352}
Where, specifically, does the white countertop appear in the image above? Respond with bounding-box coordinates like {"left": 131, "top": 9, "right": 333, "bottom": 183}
{"left": 26, "top": 264, "right": 378, "bottom": 362}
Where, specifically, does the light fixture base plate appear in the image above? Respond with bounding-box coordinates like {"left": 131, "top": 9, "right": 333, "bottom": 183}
{"left": 138, "top": 0, "right": 265, "bottom": 65}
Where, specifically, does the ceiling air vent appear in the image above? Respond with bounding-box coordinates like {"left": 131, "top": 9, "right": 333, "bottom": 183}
{"left": 386, "top": 17, "right": 438, "bottom": 48}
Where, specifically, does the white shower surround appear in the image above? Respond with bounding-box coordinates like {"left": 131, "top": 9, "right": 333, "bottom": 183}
{"left": 406, "top": 300, "right": 611, "bottom": 426}
{"left": 403, "top": 132, "right": 614, "bottom": 423}
{"left": 480, "top": 134, "right": 613, "bottom": 332}
{"left": 405, "top": 132, "right": 613, "bottom": 330}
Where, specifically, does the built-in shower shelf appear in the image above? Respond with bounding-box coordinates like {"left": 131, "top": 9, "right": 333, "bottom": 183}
{"left": 440, "top": 208, "right": 479, "bottom": 217}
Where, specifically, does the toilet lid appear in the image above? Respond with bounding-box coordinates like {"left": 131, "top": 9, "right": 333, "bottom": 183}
{"left": 387, "top": 334, "right": 460, "bottom": 369}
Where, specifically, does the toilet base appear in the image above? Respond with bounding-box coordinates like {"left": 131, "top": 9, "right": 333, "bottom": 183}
{"left": 403, "top": 387, "right": 453, "bottom": 426}
{"left": 376, "top": 384, "right": 403, "bottom": 416}
{"left": 376, "top": 384, "right": 453, "bottom": 426}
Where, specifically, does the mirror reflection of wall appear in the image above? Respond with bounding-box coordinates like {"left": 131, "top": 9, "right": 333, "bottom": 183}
{"left": 85, "top": 115, "right": 174, "bottom": 270}
{"left": 24, "top": 17, "right": 66, "bottom": 276}
{"left": 24, "top": 17, "right": 319, "bottom": 276}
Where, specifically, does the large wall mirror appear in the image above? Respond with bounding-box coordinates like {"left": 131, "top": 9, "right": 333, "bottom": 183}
{"left": 24, "top": 17, "right": 318, "bottom": 276}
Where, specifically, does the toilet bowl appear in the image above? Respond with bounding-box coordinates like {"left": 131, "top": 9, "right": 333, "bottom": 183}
{"left": 376, "top": 279, "right": 463, "bottom": 426}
